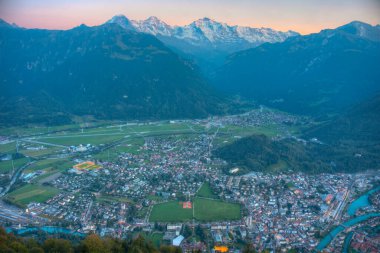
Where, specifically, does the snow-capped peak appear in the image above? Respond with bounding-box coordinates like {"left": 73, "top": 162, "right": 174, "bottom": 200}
{"left": 106, "top": 15, "right": 300, "bottom": 49}
{"left": 132, "top": 16, "right": 173, "bottom": 36}
{"left": 107, "top": 15, "right": 134, "bottom": 30}
{"left": 336, "top": 21, "right": 380, "bottom": 42}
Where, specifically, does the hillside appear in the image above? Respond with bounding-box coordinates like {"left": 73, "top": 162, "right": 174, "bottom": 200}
{"left": 214, "top": 95, "right": 380, "bottom": 174}
{"left": 304, "top": 94, "right": 380, "bottom": 143}
{"left": 213, "top": 134, "right": 380, "bottom": 174}
{"left": 0, "top": 20, "right": 227, "bottom": 125}
{"left": 213, "top": 21, "right": 380, "bottom": 116}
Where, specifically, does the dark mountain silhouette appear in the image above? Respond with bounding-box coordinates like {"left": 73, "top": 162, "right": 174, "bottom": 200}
{"left": 213, "top": 21, "right": 380, "bottom": 116}
{"left": 0, "top": 20, "right": 228, "bottom": 125}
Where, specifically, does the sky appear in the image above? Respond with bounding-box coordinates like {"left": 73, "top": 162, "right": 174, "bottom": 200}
{"left": 0, "top": 0, "right": 379, "bottom": 34}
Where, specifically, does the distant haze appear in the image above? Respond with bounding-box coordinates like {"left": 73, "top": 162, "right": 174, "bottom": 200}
{"left": 0, "top": 0, "right": 379, "bottom": 34}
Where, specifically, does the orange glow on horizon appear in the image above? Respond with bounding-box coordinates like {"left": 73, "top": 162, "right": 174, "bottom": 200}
{"left": 1, "top": 0, "right": 379, "bottom": 35}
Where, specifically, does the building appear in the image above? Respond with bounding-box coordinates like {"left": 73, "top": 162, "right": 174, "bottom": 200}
{"left": 172, "top": 235, "right": 184, "bottom": 246}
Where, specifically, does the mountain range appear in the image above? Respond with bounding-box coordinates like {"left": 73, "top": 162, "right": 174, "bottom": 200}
{"left": 107, "top": 15, "right": 299, "bottom": 70}
{"left": 213, "top": 21, "right": 380, "bottom": 116}
{"left": 108, "top": 15, "right": 298, "bottom": 50}
{"left": 0, "top": 16, "right": 379, "bottom": 125}
{"left": 0, "top": 20, "right": 229, "bottom": 125}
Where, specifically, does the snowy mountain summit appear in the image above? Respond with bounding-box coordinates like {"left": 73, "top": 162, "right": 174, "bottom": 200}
{"left": 107, "top": 15, "right": 299, "bottom": 51}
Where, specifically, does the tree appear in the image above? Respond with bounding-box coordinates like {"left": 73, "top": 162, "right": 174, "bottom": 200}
{"left": 81, "top": 234, "right": 109, "bottom": 253}
{"left": 30, "top": 248, "right": 44, "bottom": 253}
{"left": 43, "top": 238, "right": 73, "bottom": 253}
{"left": 103, "top": 237, "right": 124, "bottom": 253}
{"left": 126, "top": 235, "right": 158, "bottom": 253}
{"left": 159, "top": 245, "right": 182, "bottom": 253}
{"left": 9, "top": 241, "right": 28, "bottom": 253}
{"left": 243, "top": 244, "right": 257, "bottom": 253}
{"left": 182, "top": 225, "right": 192, "bottom": 238}
{"left": 195, "top": 225, "right": 205, "bottom": 242}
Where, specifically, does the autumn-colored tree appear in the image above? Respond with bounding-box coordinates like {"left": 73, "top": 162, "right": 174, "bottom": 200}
{"left": 243, "top": 244, "right": 257, "bottom": 253}
{"left": 43, "top": 238, "right": 73, "bottom": 253}
{"left": 159, "top": 245, "right": 182, "bottom": 253}
{"left": 81, "top": 234, "right": 109, "bottom": 253}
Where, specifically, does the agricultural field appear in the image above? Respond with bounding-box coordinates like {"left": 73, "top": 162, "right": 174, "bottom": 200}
{"left": 24, "top": 158, "right": 71, "bottom": 173}
{"left": 93, "top": 137, "right": 145, "bottom": 161}
{"left": 24, "top": 159, "right": 74, "bottom": 183}
{"left": 0, "top": 157, "right": 30, "bottom": 174}
{"left": 19, "top": 146, "right": 63, "bottom": 158}
{"left": 6, "top": 183, "right": 60, "bottom": 206}
{"left": 0, "top": 141, "right": 16, "bottom": 153}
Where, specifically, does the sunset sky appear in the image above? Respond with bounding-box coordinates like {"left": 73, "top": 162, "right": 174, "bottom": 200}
{"left": 0, "top": 0, "right": 379, "bottom": 34}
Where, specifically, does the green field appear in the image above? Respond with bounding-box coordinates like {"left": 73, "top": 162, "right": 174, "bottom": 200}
{"left": 196, "top": 182, "right": 218, "bottom": 199}
{"left": 0, "top": 157, "right": 29, "bottom": 173}
{"left": 28, "top": 122, "right": 202, "bottom": 147}
{"left": 96, "top": 194, "right": 132, "bottom": 204}
{"left": 34, "top": 133, "right": 126, "bottom": 146}
{"left": 19, "top": 158, "right": 74, "bottom": 184}
{"left": 7, "top": 184, "right": 60, "bottom": 206}
{"left": 0, "top": 142, "right": 16, "bottom": 153}
{"left": 149, "top": 198, "right": 241, "bottom": 222}
{"left": 149, "top": 201, "right": 193, "bottom": 222}
{"left": 93, "top": 137, "right": 145, "bottom": 161}
{"left": 194, "top": 197, "right": 241, "bottom": 221}
{"left": 25, "top": 158, "right": 72, "bottom": 173}
{"left": 20, "top": 146, "right": 63, "bottom": 158}
{"left": 213, "top": 125, "right": 280, "bottom": 148}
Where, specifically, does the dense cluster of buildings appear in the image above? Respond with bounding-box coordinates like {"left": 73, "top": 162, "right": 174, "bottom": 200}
{"left": 1, "top": 111, "right": 379, "bottom": 252}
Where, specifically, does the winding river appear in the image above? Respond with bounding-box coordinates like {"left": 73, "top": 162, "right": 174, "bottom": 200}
{"left": 6, "top": 226, "right": 85, "bottom": 237}
{"left": 347, "top": 185, "right": 380, "bottom": 216}
{"left": 316, "top": 185, "right": 380, "bottom": 251}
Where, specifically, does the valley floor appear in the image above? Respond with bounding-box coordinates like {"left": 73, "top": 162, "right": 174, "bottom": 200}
{"left": 1, "top": 108, "right": 379, "bottom": 252}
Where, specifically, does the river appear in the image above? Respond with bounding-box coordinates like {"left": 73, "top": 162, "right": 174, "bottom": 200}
{"left": 316, "top": 185, "right": 380, "bottom": 251}
{"left": 347, "top": 185, "right": 380, "bottom": 216}
{"left": 6, "top": 226, "right": 85, "bottom": 237}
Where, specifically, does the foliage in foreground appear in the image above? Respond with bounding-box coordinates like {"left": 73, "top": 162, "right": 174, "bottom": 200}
{"left": 0, "top": 227, "right": 181, "bottom": 253}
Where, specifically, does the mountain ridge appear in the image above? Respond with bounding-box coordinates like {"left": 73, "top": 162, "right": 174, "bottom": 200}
{"left": 213, "top": 20, "right": 380, "bottom": 116}
{"left": 0, "top": 20, "right": 229, "bottom": 125}
{"left": 106, "top": 15, "right": 299, "bottom": 71}
{"left": 106, "top": 15, "right": 299, "bottom": 47}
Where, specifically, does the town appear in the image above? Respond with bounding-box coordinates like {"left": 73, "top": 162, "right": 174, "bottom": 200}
{"left": 0, "top": 109, "right": 379, "bottom": 252}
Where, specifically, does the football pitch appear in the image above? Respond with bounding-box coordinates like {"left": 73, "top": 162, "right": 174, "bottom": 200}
{"left": 149, "top": 197, "right": 241, "bottom": 222}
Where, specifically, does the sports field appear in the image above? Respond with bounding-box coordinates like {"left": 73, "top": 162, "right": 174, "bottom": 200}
{"left": 6, "top": 184, "right": 60, "bottom": 206}
{"left": 149, "top": 197, "right": 241, "bottom": 222}
{"left": 194, "top": 197, "right": 241, "bottom": 221}
{"left": 149, "top": 201, "right": 193, "bottom": 222}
